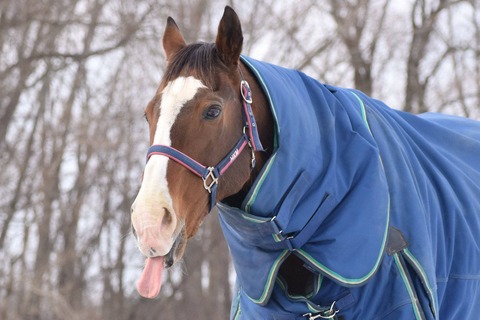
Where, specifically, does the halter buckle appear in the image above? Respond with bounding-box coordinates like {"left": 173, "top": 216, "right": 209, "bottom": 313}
{"left": 203, "top": 167, "right": 218, "bottom": 193}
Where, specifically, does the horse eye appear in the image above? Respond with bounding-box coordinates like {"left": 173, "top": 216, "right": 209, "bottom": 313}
{"left": 203, "top": 105, "right": 222, "bottom": 120}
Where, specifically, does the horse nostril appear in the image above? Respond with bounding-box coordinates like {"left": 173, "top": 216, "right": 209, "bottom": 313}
{"left": 149, "top": 247, "right": 157, "bottom": 257}
{"left": 161, "top": 208, "right": 173, "bottom": 227}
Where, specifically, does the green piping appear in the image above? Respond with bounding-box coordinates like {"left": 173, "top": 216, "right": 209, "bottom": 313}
{"left": 403, "top": 249, "right": 437, "bottom": 317}
{"left": 272, "top": 233, "right": 282, "bottom": 242}
{"left": 314, "top": 274, "right": 323, "bottom": 296}
{"left": 244, "top": 153, "right": 277, "bottom": 213}
{"left": 275, "top": 275, "right": 318, "bottom": 301}
{"left": 394, "top": 253, "right": 424, "bottom": 320}
{"left": 247, "top": 249, "right": 290, "bottom": 305}
{"left": 276, "top": 279, "right": 314, "bottom": 301}
{"left": 240, "top": 213, "right": 270, "bottom": 223}
{"left": 296, "top": 195, "right": 390, "bottom": 285}
{"left": 232, "top": 287, "right": 242, "bottom": 320}
{"left": 232, "top": 303, "right": 241, "bottom": 320}
{"left": 275, "top": 271, "right": 324, "bottom": 313}
{"left": 307, "top": 303, "right": 324, "bottom": 313}
{"left": 277, "top": 276, "right": 322, "bottom": 313}
{"left": 350, "top": 91, "right": 372, "bottom": 134}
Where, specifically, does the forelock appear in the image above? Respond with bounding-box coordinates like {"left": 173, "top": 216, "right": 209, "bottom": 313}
{"left": 163, "top": 42, "right": 229, "bottom": 89}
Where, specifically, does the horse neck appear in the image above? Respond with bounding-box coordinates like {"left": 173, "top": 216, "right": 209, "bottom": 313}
{"left": 223, "top": 61, "right": 274, "bottom": 208}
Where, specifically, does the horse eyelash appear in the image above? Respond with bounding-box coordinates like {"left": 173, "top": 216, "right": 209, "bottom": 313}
{"left": 143, "top": 113, "right": 149, "bottom": 123}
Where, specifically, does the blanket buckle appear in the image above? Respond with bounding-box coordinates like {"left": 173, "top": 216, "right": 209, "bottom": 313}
{"left": 303, "top": 301, "right": 339, "bottom": 319}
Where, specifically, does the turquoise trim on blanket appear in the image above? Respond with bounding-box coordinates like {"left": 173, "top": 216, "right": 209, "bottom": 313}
{"left": 403, "top": 249, "right": 437, "bottom": 317}
{"left": 394, "top": 253, "right": 424, "bottom": 320}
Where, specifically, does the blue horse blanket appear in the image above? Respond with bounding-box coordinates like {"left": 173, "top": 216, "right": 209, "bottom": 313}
{"left": 217, "top": 56, "right": 480, "bottom": 319}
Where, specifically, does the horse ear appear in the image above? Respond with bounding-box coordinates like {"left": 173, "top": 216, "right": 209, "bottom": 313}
{"left": 162, "top": 17, "right": 186, "bottom": 63}
{"left": 215, "top": 6, "right": 243, "bottom": 68}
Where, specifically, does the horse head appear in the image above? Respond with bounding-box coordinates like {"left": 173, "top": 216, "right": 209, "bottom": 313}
{"left": 130, "top": 6, "right": 272, "bottom": 298}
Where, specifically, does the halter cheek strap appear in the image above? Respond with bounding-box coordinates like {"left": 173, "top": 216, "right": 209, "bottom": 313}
{"left": 241, "top": 80, "right": 263, "bottom": 152}
{"left": 146, "top": 77, "right": 263, "bottom": 212}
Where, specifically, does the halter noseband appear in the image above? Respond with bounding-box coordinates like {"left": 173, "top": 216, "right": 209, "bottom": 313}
{"left": 146, "top": 75, "right": 264, "bottom": 212}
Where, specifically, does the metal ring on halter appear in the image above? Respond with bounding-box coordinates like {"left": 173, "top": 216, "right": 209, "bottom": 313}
{"left": 240, "top": 80, "right": 253, "bottom": 104}
{"left": 202, "top": 167, "right": 218, "bottom": 193}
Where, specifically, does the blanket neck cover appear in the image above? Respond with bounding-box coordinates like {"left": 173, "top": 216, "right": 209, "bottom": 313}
{"left": 217, "top": 56, "right": 480, "bottom": 319}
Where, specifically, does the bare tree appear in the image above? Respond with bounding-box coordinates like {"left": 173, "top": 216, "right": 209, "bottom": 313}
{"left": 404, "top": 0, "right": 460, "bottom": 113}
{"left": 0, "top": 1, "right": 479, "bottom": 320}
{"left": 327, "top": 0, "right": 391, "bottom": 96}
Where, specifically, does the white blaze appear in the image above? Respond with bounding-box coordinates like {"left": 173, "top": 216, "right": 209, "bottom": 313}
{"left": 145, "top": 76, "right": 206, "bottom": 197}
{"left": 154, "top": 76, "right": 206, "bottom": 146}
{"left": 132, "top": 76, "right": 205, "bottom": 257}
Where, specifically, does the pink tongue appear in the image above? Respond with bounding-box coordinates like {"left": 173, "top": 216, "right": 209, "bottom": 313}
{"left": 137, "top": 256, "right": 164, "bottom": 299}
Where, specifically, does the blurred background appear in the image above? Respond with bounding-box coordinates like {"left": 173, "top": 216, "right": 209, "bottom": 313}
{"left": 0, "top": 0, "right": 479, "bottom": 319}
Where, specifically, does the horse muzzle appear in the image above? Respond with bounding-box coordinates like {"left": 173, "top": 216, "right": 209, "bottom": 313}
{"left": 131, "top": 196, "right": 180, "bottom": 258}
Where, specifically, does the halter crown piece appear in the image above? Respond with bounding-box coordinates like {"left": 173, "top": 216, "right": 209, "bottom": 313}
{"left": 146, "top": 71, "right": 264, "bottom": 212}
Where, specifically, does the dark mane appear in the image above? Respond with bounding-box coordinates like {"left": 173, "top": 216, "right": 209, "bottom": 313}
{"left": 164, "top": 42, "right": 228, "bottom": 88}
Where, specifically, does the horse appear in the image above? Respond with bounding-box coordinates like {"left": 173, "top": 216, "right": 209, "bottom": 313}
{"left": 131, "top": 6, "right": 480, "bottom": 319}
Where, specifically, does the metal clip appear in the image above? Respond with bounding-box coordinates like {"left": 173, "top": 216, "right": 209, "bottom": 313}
{"left": 303, "top": 301, "right": 339, "bottom": 319}
{"left": 249, "top": 141, "right": 256, "bottom": 168}
{"left": 202, "top": 167, "right": 218, "bottom": 193}
{"left": 243, "top": 126, "right": 256, "bottom": 169}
